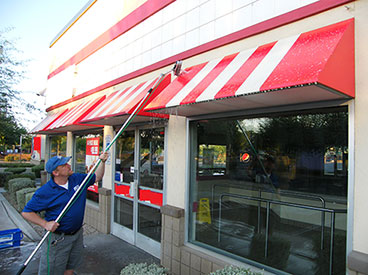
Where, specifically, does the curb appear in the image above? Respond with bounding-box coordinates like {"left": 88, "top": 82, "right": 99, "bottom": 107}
{"left": 0, "top": 192, "right": 41, "bottom": 242}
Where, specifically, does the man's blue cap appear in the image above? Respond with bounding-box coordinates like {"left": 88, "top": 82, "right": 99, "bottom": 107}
{"left": 46, "top": 156, "right": 72, "bottom": 173}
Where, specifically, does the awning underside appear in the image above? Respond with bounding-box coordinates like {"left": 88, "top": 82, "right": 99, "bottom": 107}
{"left": 164, "top": 84, "right": 347, "bottom": 117}
{"left": 145, "top": 19, "right": 354, "bottom": 117}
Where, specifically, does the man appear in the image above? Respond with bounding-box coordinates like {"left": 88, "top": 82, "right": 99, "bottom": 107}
{"left": 22, "top": 153, "right": 108, "bottom": 275}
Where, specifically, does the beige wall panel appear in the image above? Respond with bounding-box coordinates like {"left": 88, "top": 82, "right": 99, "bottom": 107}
{"left": 349, "top": 1, "right": 368, "bottom": 254}
{"left": 166, "top": 115, "right": 187, "bottom": 208}
{"left": 102, "top": 125, "right": 114, "bottom": 190}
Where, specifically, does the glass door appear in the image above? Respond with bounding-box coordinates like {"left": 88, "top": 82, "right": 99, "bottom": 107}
{"left": 113, "top": 130, "right": 135, "bottom": 244}
{"left": 136, "top": 128, "right": 165, "bottom": 256}
{"left": 112, "top": 127, "right": 165, "bottom": 257}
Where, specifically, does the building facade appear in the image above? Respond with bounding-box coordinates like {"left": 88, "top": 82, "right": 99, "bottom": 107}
{"left": 31, "top": 0, "right": 368, "bottom": 274}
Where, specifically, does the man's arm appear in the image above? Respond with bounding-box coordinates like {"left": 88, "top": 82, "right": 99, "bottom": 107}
{"left": 95, "top": 152, "right": 109, "bottom": 182}
{"left": 21, "top": 212, "right": 59, "bottom": 232}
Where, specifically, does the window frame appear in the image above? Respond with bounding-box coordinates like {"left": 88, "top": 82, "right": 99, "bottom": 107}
{"left": 184, "top": 100, "right": 352, "bottom": 273}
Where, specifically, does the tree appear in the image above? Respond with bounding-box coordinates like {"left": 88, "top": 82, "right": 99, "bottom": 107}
{"left": 0, "top": 28, "right": 35, "bottom": 153}
{"left": 0, "top": 111, "right": 27, "bottom": 153}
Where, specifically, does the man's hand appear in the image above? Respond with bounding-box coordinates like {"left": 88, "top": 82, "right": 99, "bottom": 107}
{"left": 22, "top": 212, "right": 60, "bottom": 232}
{"left": 95, "top": 152, "right": 109, "bottom": 181}
{"left": 44, "top": 221, "right": 60, "bottom": 232}
{"left": 99, "top": 152, "right": 109, "bottom": 163}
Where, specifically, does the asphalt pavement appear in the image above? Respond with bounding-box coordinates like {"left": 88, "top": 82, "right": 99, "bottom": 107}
{"left": 0, "top": 188, "right": 160, "bottom": 275}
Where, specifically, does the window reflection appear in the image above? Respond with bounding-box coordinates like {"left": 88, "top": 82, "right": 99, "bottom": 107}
{"left": 50, "top": 136, "right": 66, "bottom": 158}
{"left": 115, "top": 131, "right": 135, "bottom": 185}
{"left": 139, "top": 128, "right": 164, "bottom": 191}
{"left": 189, "top": 107, "right": 348, "bottom": 274}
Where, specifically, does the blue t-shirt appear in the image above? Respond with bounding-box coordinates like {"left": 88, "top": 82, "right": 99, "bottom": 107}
{"left": 23, "top": 173, "right": 96, "bottom": 233}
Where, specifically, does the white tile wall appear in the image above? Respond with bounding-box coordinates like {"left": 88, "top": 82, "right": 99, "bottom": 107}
{"left": 173, "top": 15, "right": 186, "bottom": 37}
{"left": 46, "top": 66, "right": 75, "bottom": 106}
{"left": 253, "top": 0, "right": 276, "bottom": 25}
{"left": 162, "top": 40, "right": 173, "bottom": 60}
{"left": 200, "top": 1, "right": 216, "bottom": 26}
{"left": 215, "top": 0, "right": 233, "bottom": 18}
{"left": 233, "top": 5, "right": 253, "bottom": 33}
{"left": 185, "top": 28, "right": 200, "bottom": 50}
{"left": 199, "top": 21, "right": 215, "bottom": 45}
{"left": 186, "top": 7, "right": 200, "bottom": 32}
{"left": 69, "top": 0, "right": 318, "bottom": 97}
{"left": 152, "top": 46, "right": 162, "bottom": 64}
{"left": 172, "top": 34, "right": 186, "bottom": 56}
{"left": 162, "top": 22, "right": 173, "bottom": 44}
{"left": 142, "top": 50, "right": 152, "bottom": 67}
{"left": 214, "top": 12, "right": 233, "bottom": 40}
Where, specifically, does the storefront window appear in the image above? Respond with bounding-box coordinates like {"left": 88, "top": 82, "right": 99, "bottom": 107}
{"left": 75, "top": 134, "right": 103, "bottom": 203}
{"left": 50, "top": 136, "right": 66, "bottom": 158}
{"left": 188, "top": 107, "right": 348, "bottom": 274}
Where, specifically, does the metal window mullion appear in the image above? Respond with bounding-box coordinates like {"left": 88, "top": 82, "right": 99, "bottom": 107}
{"left": 133, "top": 127, "right": 140, "bottom": 244}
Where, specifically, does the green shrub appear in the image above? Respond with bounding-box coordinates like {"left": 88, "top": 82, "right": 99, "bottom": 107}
{"left": 8, "top": 173, "right": 36, "bottom": 180}
{"left": 20, "top": 172, "right": 36, "bottom": 180}
{"left": 8, "top": 178, "right": 35, "bottom": 200}
{"left": 0, "top": 171, "right": 13, "bottom": 187}
{"left": 25, "top": 191, "right": 36, "bottom": 205}
{"left": 24, "top": 191, "right": 45, "bottom": 218}
{"left": 4, "top": 168, "right": 27, "bottom": 174}
{"left": 210, "top": 266, "right": 263, "bottom": 275}
{"left": 6, "top": 173, "right": 36, "bottom": 189}
{"left": 31, "top": 163, "right": 44, "bottom": 178}
{"left": 0, "top": 162, "right": 34, "bottom": 168}
{"left": 120, "top": 263, "right": 167, "bottom": 275}
{"left": 16, "top": 187, "right": 37, "bottom": 211}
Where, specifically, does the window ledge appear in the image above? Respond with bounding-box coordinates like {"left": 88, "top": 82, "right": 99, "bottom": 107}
{"left": 348, "top": 250, "right": 368, "bottom": 274}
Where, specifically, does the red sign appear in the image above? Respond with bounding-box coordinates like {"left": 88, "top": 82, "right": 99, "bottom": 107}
{"left": 86, "top": 137, "right": 100, "bottom": 193}
{"left": 86, "top": 137, "right": 100, "bottom": 156}
{"left": 31, "top": 136, "right": 42, "bottom": 161}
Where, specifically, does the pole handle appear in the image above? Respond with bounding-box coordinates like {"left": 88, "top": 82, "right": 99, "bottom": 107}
{"left": 16, "top": 264, "right": 26, "bottom": 275}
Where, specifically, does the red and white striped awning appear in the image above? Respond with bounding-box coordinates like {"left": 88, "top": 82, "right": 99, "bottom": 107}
{"left": 81, "top": 74, "right": 170, "bottom": 126}
{"left": 43, "top": 96, "right": 106, "bottom": 132}
{"left": 145, "top": 19, "right": 354, "bottom": 116}
{"left": 29, "top": 109, "right": 68, "bottom": 134}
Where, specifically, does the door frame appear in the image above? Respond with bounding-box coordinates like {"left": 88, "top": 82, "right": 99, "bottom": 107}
{"left": 111, "top": 124, "right": 167, "bottom": 258}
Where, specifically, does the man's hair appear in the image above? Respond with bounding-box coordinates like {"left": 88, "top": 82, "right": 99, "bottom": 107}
{"left": 51, "top": 167, "right": 58, "bottom": 180}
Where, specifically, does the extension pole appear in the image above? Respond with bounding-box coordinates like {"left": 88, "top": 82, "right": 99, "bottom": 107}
{"left": 16, "top": 72, "right": 167, "bottom": 275}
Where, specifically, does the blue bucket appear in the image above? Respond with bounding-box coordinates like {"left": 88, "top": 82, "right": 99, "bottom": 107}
{"left": 0, "top": 228, "right": 23, "bottom": 249}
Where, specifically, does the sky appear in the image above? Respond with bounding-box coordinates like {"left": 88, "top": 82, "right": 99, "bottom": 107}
{"left": 0, "top": 0, "right": 89, "bottom": 130}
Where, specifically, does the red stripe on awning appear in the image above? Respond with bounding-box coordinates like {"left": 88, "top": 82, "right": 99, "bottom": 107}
{"left": 81, "top": 74, "right": 171, "bottom": 125}
{"left": 44, "top": 96, "right": 106, "bottom": 132}
{"left": 260, "top": 19, "right": 354, "bottom": 95}
{"left": 29, "top": 109, "right": 69, "bottom": 134}
{"left": 145, "top": 19, "right": 354, "bottom": 116}
{"left": 181, "top": 53, "right": 238, "bottom": 104}
{"left": 215, "top": 42, "right": 276, "bottom": 99}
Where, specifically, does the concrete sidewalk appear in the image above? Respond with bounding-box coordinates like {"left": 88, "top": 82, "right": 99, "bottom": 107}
{"left": 0, "top": 189, "right": 160, "bottom": 274}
